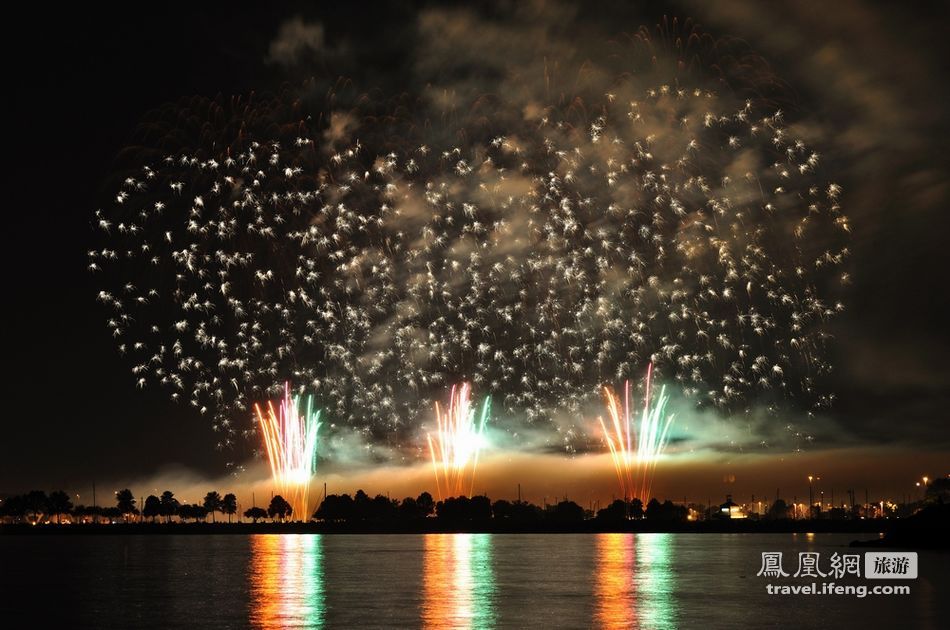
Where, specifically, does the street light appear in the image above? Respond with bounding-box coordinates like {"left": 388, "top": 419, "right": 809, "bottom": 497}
{"left": 808, "top": 476, "right": 814, "bottom": 519}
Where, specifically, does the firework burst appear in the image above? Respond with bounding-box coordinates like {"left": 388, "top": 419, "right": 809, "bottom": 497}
{"left": 599, "top": 364, "right": 675, "bottom": 503}
{"left": 94, "top": 57, "right": 848, "bottom": 460}
{"left": 427, "top": 384, "right": 491, "bottom": 500}
{"left": 254, "top": 382, "right": 322, "bottom": 519}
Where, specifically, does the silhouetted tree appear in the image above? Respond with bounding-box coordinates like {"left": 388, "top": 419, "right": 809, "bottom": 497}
{"left": 925, "top": 478, "right": 950, "bottom": 504}
{"left": 73, "top": 505, "right": 103, "bottom": 523}
{"left": 492, "top": 499, "right": 513, "bottom": 519}
{"left": 470, "top": 495, "right": 492, "bottom": 520}
{"left": 159, "top": 490, "right": 179, "bottom": 523}
{"left": 143, "top": 495, "right": 161, "bottom": 522}
{"left": 645, "top": 499, "right": 687, "bottom": 522}
{"left": 314, "top": 494, "right": 354, "bottom": 521}
{"left": 101, "top": 506, "right": 123, "bottom": 522}
{"left": 437, "top": 495, "right": 492, "bottom": 522}
{"left": 69, "top": 505, "right": 86, "bottom": 523}
{"left": 90, "top": 505, "right": 105, "bottom": 522}
{"left": 268, "top": 495, "right": 292, "bottom": 521}
{"left": 369, "top": 494, "right": 398, "bottom": 520}
{"left": 443, "top": 498, "right": 462, "bottom": 520}
{"left": 395, "top": 492, "right": 436, "bottom": 519}
{"left": 767, "top": 499, "right": 790, "bottom": 520}
{"left": 25, "top": 490, "right": 48, "bottom": 523}
{"left": 1, "top": 495, "right": 27, "bottom": 522}
{"left": 179, "top": 504, "right": 208, "bottom": 523}
{"left": 550, "top": 500, "right": 584, "bottom": 523}
{"left": 493, "top": 499, "right": 543, "bottom": 522}
{"left": 116, "top": 489, "right": 136, "bottom": 522}
{"left": 222, "top": 493, "right": 237, "bottom": 523}
{"left": 203, "top": 491, "right": 222, "bottom": 523}
{"left": 352, "top": 489, "right": 371, "bottom": 520}
{"left": 416, "top": 492, "right": 435, "bottom": 517}
{"left": 244, "top": 506, "right": 268, "bottom": 523}
{"left": 47, "top": 491, "right": 73, "bottom": 524}
{"left": 399, "top": 497, "right": 420, "bottom": 518}
{"left": 596, "top": 499, "right": 629, "bottom": 522}
{"left": 629, "top": 498, "right": 644, "bottom": 519}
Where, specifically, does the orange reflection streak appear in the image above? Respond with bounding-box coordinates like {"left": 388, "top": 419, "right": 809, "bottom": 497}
{"left": 422, "top": 534, "right": 469, "bottom": 629}
{"left": 422, "top": 534, "right": 495, "bottom": 629}
{"left": 250, "top": 534, "right": 324, "bottom": 629}
{"left": 594, "top": 533, "right": 637, "bottom": 630}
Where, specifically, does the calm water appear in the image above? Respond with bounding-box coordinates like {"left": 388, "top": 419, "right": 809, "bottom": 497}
{"left": 0, "top": 533, "right": 945, "bottom": 628}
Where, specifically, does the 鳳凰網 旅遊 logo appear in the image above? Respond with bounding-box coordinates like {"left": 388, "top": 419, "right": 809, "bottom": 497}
{"left": 864, "top": 552, "right": 918, "bottom": 579}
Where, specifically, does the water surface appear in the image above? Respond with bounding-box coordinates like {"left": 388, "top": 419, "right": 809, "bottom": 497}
{"left": 1, "top": 533, "right": 944, "bottom": 628}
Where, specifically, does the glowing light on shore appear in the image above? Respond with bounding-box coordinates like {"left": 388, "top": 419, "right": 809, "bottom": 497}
{"left": 599, "top": 363, "right": 675, "bottom": 503}
{"left": 427, "top": 384, "right": 491, "bottom": 500}
{"left": 255, "top": 383, "right": 322, "bottom": 520}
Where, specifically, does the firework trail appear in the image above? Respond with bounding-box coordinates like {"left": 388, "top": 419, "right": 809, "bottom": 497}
{"left": 254, "top": 382, "right": 322, "bottom": 519}
{"left": 427, "top": 384, "right": 491, "bottom": 500}
{"left": 599, "top": 364, "right": 675, "bottom": 503}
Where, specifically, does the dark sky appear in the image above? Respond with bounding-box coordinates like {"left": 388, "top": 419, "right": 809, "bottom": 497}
{"left": 3, "top": 1, "right": 948, "bottom": 493}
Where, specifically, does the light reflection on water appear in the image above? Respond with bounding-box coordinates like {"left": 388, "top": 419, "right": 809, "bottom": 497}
{"left": 422, "top": 533, "right": 496, "bottom": 629}
{"left": 186, "top": 532, "right": 945, "bottom": 629}
{"left": 250, "top": 534, "right": 325, "bottom": 629}
{"left": 594, "top": 533, "right": 678, "bottom": 629}
{"left": 594, "top": 533, "right": 637, "bottom": 629}
{"left": 635, "top": 533, "right": 677, "bottom": 629}
{"left": 247, "top": 533, "right": 674, "bottom": 628}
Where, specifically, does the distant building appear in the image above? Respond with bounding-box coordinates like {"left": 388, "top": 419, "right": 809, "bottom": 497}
{"left": 719, "top": 494, "right": 747, "bottom": 519}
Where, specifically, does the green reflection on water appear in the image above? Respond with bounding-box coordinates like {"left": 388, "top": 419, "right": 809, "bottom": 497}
{"left": 469, "top": 534, "right": 496, "bottom": 629}
{"left": 595, "top": 533, "right": 679, "bottom": 629}
{"left": 301, "top": 534, "right": 325, "bottom": 628}
{"left": 250, "top": 534, "right": 325, "bottom": 629}
{"left": 636, "top": 533, "right": 677, "bottom": 629}
{"left": 422, "top": 533, "right": 496, "bottom": 629}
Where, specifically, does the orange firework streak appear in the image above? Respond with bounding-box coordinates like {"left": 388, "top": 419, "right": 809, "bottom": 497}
{"left": 426, "top": 383, "right": 492, "bottom": 501}
{"left": 254, "top": 383, "right": 322, "bottom": 520}
{"left": 600, "top": 382, "right": 637, "bottom": 502}
{"left": 598, "top": 363, "right": 675, "bottom": 504}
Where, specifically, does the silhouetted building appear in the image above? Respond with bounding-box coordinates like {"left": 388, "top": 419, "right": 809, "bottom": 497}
{"left": 719, "top": 494, "right": 747, "bottom": 519}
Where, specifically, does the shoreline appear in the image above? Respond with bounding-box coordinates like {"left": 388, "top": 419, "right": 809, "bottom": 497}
{"left": 0, "top": 519, "right": 895, "bottom": 536}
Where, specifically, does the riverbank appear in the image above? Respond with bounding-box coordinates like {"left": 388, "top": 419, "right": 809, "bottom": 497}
{"left": 1, "top": 518, "right": 898, "bottom": 536}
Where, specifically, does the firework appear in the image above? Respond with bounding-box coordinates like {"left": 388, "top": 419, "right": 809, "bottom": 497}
{"left": 599, "top": 363, "right": 675, "bottom": 503}
{"left": 427, "top": 384, "right": 491, "bottom": 500}
{"left": 94, "top": 61, "right": 848, "bottom": 459}
{"left": 254, "top": 382, "right": 322, "bottom": 519}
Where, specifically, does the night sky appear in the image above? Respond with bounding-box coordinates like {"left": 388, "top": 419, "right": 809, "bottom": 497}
{"left": 4, "top": 1, "right": 948, "bottom": 499}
